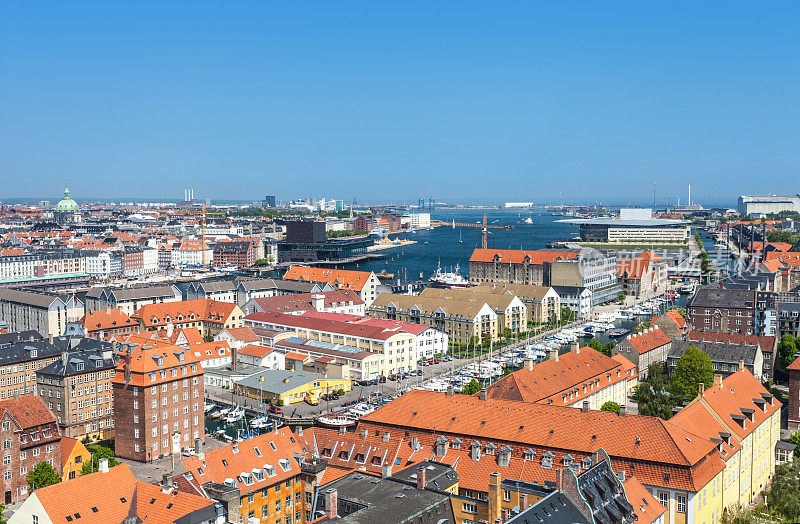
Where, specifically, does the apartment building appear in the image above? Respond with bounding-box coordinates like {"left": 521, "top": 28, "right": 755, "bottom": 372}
{"left": 687, "top": 287, "right": 757, "bottom": 335}
{"left": 0, "top": 249, "right": 86, "bottom": 282}
{"left": 212, "top": 240, "right": 256, "bottom": 268}
{"left": 0, "top": 289, "right": 70, "bottom": 337}
{"left": 132, "top": 299, "right": 244, "bottom": 338}
{"left": 235, "top": 278, "right": 327, "bottom": 308}
{"left": 178, "top": 430, "right": 309, "bottom": 524}
{"left": 244, "top": 311, "right": 421, "bottom": 376}
{"left": 474, "top": 282, "right": 561, "bottom": 324}
{"left": 0, "top": 338, "right": 64, "bottom": 400}
{"left": 36, "top": 344, "right": 116, "bottom": 440}
{"left": 419, "top": 287, "right": 528, "bottom": 334}
{"left": 187, "top": 280, "right": 237, "bottom": 303}
{"left": 483, "top": 345, "right": 628, "bottom": 411}
{"left": 71, "top": 308, "right": 139, "bottom": 339}
{"left": 171, "top": 241, "right": 213, "bottom": 267}
{"left": 668, "top": 341, "right": 762, "bottom": 381}
{"left": 368, "top": 292, "right": 498, "bottom": 345}
{"left": 242, "top": 289, "right": 365, "bottom": 316}
{"left": 612, "top": 326, "right": 672, "bottom": 377}
{"left": 687, "top": 331, "right": 777, "bottom": 382}
{"left": 0, "top": 396, "right": 62, "bottom": 504}
{"left": 282, "top": 266, "right": 380, "bottom": 306}
{"left": 112, "top": 342, "right": 205, "bottom": 462}
{"left": 84, "top": 284, "right": 182, "bottom": 316}
{"left": 617, "top": 251, "right": 669, "bottom": 299}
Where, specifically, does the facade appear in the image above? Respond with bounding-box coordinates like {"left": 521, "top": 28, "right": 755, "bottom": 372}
{"left": 187, "top": 280, "right": 237, "bottom": 303}
{"left": 368, "top": 292, "right": 498, "bottom": 345}
{"left": 0, "top": 249, "right": 86, "bottom": 284}
{"left": 235, "top": 278, "right": 329, "bottom": 308}
{"left": 0, "top": 396, "right": 61, "bottom": 504}
{"left": 36, "top": 344, "right": 116, "bottom": 440}
{"left": 668, "top": 341, "right": 762, "bottom": 381}
{"left": 737, "top": 194, "right": 800, "bottom": 216}
{"left": 474, "top": 282, "right": 561, "bottom": 324}
{"left": 0, "top": 289, "right": 69, "bottom": 337}
{"left": 550, "top": 285, "right": 592, "bottom": 318}
{"left": 484, "top": 346, "right": 628, "bottom": 410}
{"left": 617, "top": 251, "right": 669, "bottom": 299}
{"left": 132, "top": 299, "right": 244, "bottom": 338}
{"left": 243, "top": 289, "right": 365, "bottom": 317}
{"left": 84, "top": 284, "right": 182, "bottom": 316}
{"left": 213, "top": 240, "right": 256, "bottom": 268}
{"left": 419, "top": 287, "right": 528, "bottom": 334}
{"left": 84, "top": 250, "right": 124, "bottom": 279}
{"left": 59, "top": 436, "right": 91, "bottom": 481}
{"left": 282, "top": 266, "right": 380, "bottom": 306}
{"left": 179, "top": 430, "right": 308, "bottom": 524}
{"left": 652, "top": 309, "right": 688, "bottom": 340}
{"left": 562, "top": 211, "right": 690, "bottom": 243}
{"left": 171, "top": 241, "right": 213, "bottom": 267}
{"left": 0, "top": 338, "right": 66, "bottom": 400}
{"left": 778, "top": 301, "right": 800, "bottom": 337}
{"left": 612, "top": 326, "right": 673, "bottom": 377}
{"left": 687, "top": 288, "right": 757, "bottom": 335}
{"left": 234, "top": 368, "right": 351, "bottom": 405}
{"left": 468, "top": 249, "right": 579, "bottom": 286}
{"left": 112, "top": 341, "right": 205, "bottom": 462}
{"left": 687, "top": 331, "right": 777, "bottom": 382}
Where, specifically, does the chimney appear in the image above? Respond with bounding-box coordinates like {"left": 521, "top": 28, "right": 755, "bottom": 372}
{"left": 416, "top": 467, "right": 426, "bottom": 489}
{"left": 479, "top": 389, "right": 488, "bottom": 400}
{"left": 699, "top": 382, "right": 705, "bottom": 397}
{"left": 520, "top": 493, "right": 529, "bottom": 511}
{"left": 166, "top": 322, "right": 174, "bottom": 338}
{"left": 410, "top": 436, "right": 419, "bottom": 450}
{"left": 619, "top": 404, "right": 627, "bottom": 417}
{"left": 488, "top": 472, "right": 502, "bottom": 524}
{"left": 556, "top": 468, "right": 564, "bottom": 491}
{"left": 231, "top": 344, "right": 237, "bottom": 371}
{"left": 338, "top": 426, "right": 346, "bottom": 436}
{"left": 714, "top": 374, "right": 724, "bottom": 389}
{"left": 162, "top": 473, "right": 172, "bottom": 494}
{"left": 738, "top": 360, "right": 745, "bottom": 371}
{"left": 382, "top": 432, "right": 390, "bottom": 442}
{"left": 446, "top": 385, "right": 454, "bottom": 397}
{"left": 123, "top": 346, "right": 132, "bottom": 384}
{"left": 112, "top": 340, "right": 118, "bottom": 352}
{"left": 324, "top": 489, "right": 338, "bottom": 519}
{"left": 296, "top": 426, "right": 303, "bottom": 437}
{"left": 523, "top": 359, "right": 534, "bottom": 371}
{"left": 311, "top": 294, "right": 325, "bottom": 312}
{"left": 381, "top": 463, "right": 392, "bottom": 477}
{"left": 360, "top": 428, "right": 367, "bottom": 439}
{"left": 61, "top": 351, "right": 69, "bottom": 366}
{"left": 572, "top": 341, "right": 580, "bottom": 353}
{"left": 582, "top": 400, "right": 589, "bottom": 412}
{"left": 502, "top": 508, "right": 511, "bottom": 522}
{"left": 48, "top": 333, "right": 54, "bottom": 345}
{"left": 549, "top": 348, "right": 559, "bottom": 362}
{"left": 98, "top": 458, "right": 109, "bottom": 473}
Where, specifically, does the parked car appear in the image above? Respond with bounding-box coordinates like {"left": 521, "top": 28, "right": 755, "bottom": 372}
{"left": 181, "top": 447, "right": 196, "bottom": 457}
{"left": 268, "top": 404, "right": 283, "bottom": 414}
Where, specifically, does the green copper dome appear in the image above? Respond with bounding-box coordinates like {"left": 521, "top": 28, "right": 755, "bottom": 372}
{"left": 54, "top": 187, "right": 79, "bottom": 213}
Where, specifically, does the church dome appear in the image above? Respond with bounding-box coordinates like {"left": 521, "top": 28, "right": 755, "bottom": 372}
{"left": 54, "top": 187, "right": 79, "bottom": 213}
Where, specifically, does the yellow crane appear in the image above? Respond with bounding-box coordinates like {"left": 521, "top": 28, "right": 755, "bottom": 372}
{"left": 452, "top": 214, "right": 513, "bottom": 249}
{"left": 163, "top": 203, "right": 227, "bottom": 267}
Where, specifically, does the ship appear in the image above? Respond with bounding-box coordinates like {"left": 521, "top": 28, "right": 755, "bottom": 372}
{"left": 429, "top": 263, "right": 471, "bottom": 288}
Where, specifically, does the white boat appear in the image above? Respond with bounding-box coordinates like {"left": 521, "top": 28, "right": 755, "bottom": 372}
{"left": 209, "top": 406, "right": 230, "bottom": 419}
{"left": 204, "top": 402, "right": 215, "bottom": 413}
{"left": 249, "top": 415, "right": 269, "bottom": 429}
{"left": 429, "top": 263, "right": 471, "bottom": 288}
{"left": 225, "top": 406, "right": 245, "bottom": 423}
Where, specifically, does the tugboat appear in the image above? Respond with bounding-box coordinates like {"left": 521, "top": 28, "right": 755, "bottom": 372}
{"left": 429, "top": 263, "right": 471, "bottom": 288}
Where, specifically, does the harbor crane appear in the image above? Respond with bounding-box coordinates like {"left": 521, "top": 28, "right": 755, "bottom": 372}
{"left": 452, "top": 214, "right": 513, "bottom": 249}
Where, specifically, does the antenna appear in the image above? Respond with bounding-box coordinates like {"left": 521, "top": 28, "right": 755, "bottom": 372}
{"left": 653, "top": 182, "right": 656, "bottom": 210}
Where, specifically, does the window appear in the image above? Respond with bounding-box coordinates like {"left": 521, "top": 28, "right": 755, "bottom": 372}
{"left": 658, "top": 492, "right": 669, "bottom": 508}
{"left": 677, "top": 494, "right": 687, "bottom": 513}
{"left": 462, "top": 502, "right": 477, "bottom": 514}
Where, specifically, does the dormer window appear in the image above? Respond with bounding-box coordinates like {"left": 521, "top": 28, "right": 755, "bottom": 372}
{"left": 581, "top": 457, "right": 592, "bottom": 469}
{"left": 523, "top": 449, "right": 536, "bottom": 461}
{"left": 563, "top": 454, "right": 574, "bottom": 467}
{"left": 76, "top": 363, "right": 84, "bottom": 372}
{"left": 542, "top": 451, "right": 554, "bottom": 468}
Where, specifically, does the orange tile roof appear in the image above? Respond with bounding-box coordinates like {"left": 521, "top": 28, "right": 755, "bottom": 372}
{"left": 181, "top": 429, "right": 305, "bottom": 496}
{"left": 669, "top": 400, "right": 742, "bottom": 463}
{"left": 624, "top": 327, "right": 671, "bottom": 355}
{"left": 0, "top": 395, "right": 57, "bottom": 429}
{"left": 469, "top": 249, "right": 579, "bottom": 265}
{"left": 483, "top": 347, "right": 625, "bottom": 405}
{"left": 611, "top": 354, "right": 638, "bottom": 379}
{"left": 238, "top": 344, "right": 277, "bottom": 358}
{"left": 659, "top": 309, "right": 687, "bottom": 330}
{"left": 284, "top": 352, "right": 310, "bottom": 362}
{"left": 623, "top": 476, "right": 667, "bottom": 524}
{"left": 133, "top": 299, "right": 238, "bottom": 328}
{"left": 59, "top": 436, "right": 82, "bottom": 469}
{"left": 131, "top": 480, "right": 214, "bottom": 523}
{"left": 358, "top": 389, "right": 725, "bottom": 492}
{"left": 81, "top": 309, "right": 138, "bottom": 332}
{"left": 220, "top": 326, "right": 259, "bottom": 343}
{"left": 111, "top": 341, "right": 204, "bottom": 387}
{"left": 283, "top": 266, "right": 373, "bottom": 292}
{"left": 33, "top": 464, "right": 137, "bottom": 524}
{"left": 695, "top": 369, "right": 781, "bottom": 439}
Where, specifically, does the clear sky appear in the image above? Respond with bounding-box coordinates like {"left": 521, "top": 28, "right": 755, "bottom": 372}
{"left": 1, "top": 2, "right": 798, "bottom": 205}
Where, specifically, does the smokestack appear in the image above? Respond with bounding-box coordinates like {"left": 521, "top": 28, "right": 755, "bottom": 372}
{"left": 688, "top": 184, "right": 691, "bottom": 206}
{"left": 416, "top": 467, "right": 426, "bottom": 489}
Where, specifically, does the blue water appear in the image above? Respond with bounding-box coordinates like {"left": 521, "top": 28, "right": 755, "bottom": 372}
{"left": 344, "top": 209, "right": 580, "bottom": 282}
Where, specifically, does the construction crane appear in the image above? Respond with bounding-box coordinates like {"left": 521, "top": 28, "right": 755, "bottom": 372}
{"left": 452, "top": 214, "right": 513, "bottom": 249}
{"left": 164, "top": 203, "right": 227, "bottom": 267}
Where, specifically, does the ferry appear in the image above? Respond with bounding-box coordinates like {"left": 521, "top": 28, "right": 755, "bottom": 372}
{"left": 429, "top": 263, "right": 471, "bottom": 288}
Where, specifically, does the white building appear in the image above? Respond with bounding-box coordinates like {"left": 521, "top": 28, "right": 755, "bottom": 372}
{"left": 142, "top": 247, "right": 159, "bottom": 274}
{"left": 85, "top": 251, "right": 123, "bottom": 279}
{"left": 738, "top": 194, "right": 800, "bottom": 216}
{"left": 408, "top": 212, "right": 431, "bottom": 229}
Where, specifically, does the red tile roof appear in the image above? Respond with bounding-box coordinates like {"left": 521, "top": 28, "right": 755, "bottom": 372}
{"left": 0, "top": 395, "right": 57, "bottom": 429}
{"left": 624, "top": 327, "right": 671, "bottom": 355}
{"left": 220, "top": 326, "right": 259, "bottom": 343}
{"left": 251, "top": 290, "right": 364, "bottom": 314}
{"left": 245, "top": 311, "right": 419, "bottom": 341}
{"left": 483, "top": 347, "right": 626, "bottom": 405}
{"left": 133, "top": 299, "right": 239, "bottom": 329}
{"left": 81, "top": 309, "right": 138, "bottom": 333}
{"left": 469, "top": 249, "right": 579, "bottom": 264}
{"left": 283, "top": 266, "right": 374, "bottom": 292}
{"left": 238, "top": 344, "right": 278, "bottom": 358}
{"left": 623, "top": 476, "right": 667, "bottom": 524}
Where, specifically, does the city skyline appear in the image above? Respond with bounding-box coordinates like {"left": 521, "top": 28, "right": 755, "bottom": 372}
{"left": 1, "top": 2, "right": 799, "bottom": 202}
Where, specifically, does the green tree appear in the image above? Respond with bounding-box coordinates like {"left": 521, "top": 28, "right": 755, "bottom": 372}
{"left": 788, "top": 432, "right": 800, "bottom": 458}
{"left": 601, "top": 342, "right": 615, "bottom": 356}
{"left": 600, "top": 401, "right": 620, "bottom": 414}
{"left": 766, "top": 459, "right": 800, "bottom": 522}
{"left": 632, "top": 362, "right": 675, "bottom": 419}
{"left": 27, "top": 461, "right": 61, "bottom": 491}
{"left": 775, "top": 334, "right": 799, "bottom": 383}
{"left": 586, "top": 339, "right": 601, "bottom": 351}
{"left": 81, "top": 445, "right": 120, "bottom": 475}
{"left": 617, "top": 291, "right": 626, "bottom": 303}
{"left": 669, "top": 345, "right": 713, "bottom": 405}
{"left": 0, "top": 503, "right": 6, "bottom": 524}
{"left": 460, "top": 379, "right": 481, "bottom": 395}
{"left": 560, "top": 307, "right": 575, "bottom": 323}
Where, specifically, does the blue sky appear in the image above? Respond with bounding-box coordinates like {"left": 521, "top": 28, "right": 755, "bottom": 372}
{"left": 1, "top": 2, "right": 798, "bottom": 205}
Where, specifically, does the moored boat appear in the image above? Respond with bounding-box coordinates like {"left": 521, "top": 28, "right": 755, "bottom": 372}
{"left": 316, "top": 413, "right": 359, "bottom": 430}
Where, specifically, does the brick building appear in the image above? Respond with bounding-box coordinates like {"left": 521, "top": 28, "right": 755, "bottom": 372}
{"left": 0, "top": 396, "right": 61, "bottom": 504}
{"left": 213, "top": 241, "right": 256, "bottom": 268}
{"left": 112, "top": 342, "right": 205, "bottom": 462}
{"left": 36, "top": 343, "right": 116, "bottom": 440}
{"left": 122, "top": 245, "right": 144, "bottom": 276}
{"left": 687, "top": 287, "right": 757, "bottom": 335}
{"left": 612, "top": 326, "right": 672, "bottom": 377}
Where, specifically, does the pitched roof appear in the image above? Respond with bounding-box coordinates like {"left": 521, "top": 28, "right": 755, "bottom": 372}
{"left": 251, "top": 289, "right": 364, "bottom": 314}
{"left": 474, "top": 282, "right": 556, "bottom": 301}
{"left": 133, "top": 299, "right": 239, "bottom": 328}
{"left": 111, "top": 341, "right": 204, "bottom": 387}
{"left": 220, "top": 327, "right": 259, "bottom": 343}
{"left": 0, "top": 395, "right": 57, "bottom": 429}
{"left": 238, "top": 344, "right": 278, "bottom": 358}
{"left": 80, "top": 309, "right": 138, "bottom": 332}
{"left": 483, "top": 347, "right": 624, "bottom": 405}
{"left": 283, "top": 266, "right": 373, "bottom": 292}
{"left": 669, "top": 400, "right": 742, "bottom": 463}
{"left": 623, "top": 326, "right": 671, "bottom": 355}
{"left": 688, "top": 287, "right": 756, "bottom": 309}
{"left": 245, "top": 311, "right": 418, "bottom": 341}
{"left": 130, "top": 479, "right": 215, "bottom": 523}
{"left": 687, "top": 330, "right": 776, "bottom": 352}
{"left": 662, "top": 309, "right": 687, "bottom": 329}
{"left": 623, "top": 476, "right": 668, "bottom": 524}
{"left": 369, "top": 293, "right": 493, "bottom": 320}
{"left": 469, "top": 248, "right": 579, "bottom": 264}
{"left": 0, "top": 288, "right": 62, "bottom": 308}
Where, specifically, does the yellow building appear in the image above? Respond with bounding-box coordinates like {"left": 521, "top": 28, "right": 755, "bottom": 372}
{"left": 60, "top": 437, "right": 91, "bottom": 481}
{"left": 234, "top": 369, "right": 350, "bottom": 406}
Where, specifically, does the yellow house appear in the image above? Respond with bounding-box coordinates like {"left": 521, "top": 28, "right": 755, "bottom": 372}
{"left": 60, "top": 437, "right": 91, "bottom": 481}
{"left": 234, "top": 369, "right": 350, "bottom": 406}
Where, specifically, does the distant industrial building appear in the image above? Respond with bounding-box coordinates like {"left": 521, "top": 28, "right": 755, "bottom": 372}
{"left": 738, "top": 194, "right": 800, "bottom": 216}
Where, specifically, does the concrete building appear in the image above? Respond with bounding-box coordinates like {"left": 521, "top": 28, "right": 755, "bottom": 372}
{"left": 738, "top": 194, "right": 800, "bottom": 216}
{"left": 0, "top": 289, "right": 70, "bottom": 337}
{"left": 561, "top": 209, "right": 690, "bottom": 243}
{"left": 84, "top": 284, "right": 182, "bottom": 316}
{"left": 419, "top": 287, "right": 527, "bottom": 334}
